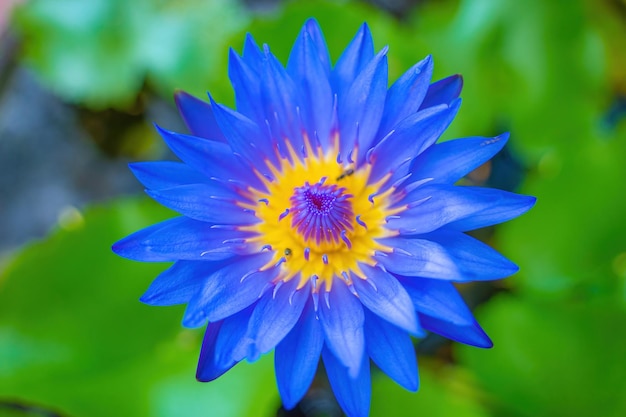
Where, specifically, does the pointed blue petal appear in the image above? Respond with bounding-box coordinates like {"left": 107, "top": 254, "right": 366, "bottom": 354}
{"left": 421, "top": 230, "right": 519, "bottom": 280}
{"left": 338, "top": 48, "right": 388, "bottom": 160}
{"left": 419, "top": 312, "right": 492, "bottom": 348}
{"left": 183, "top": 252, "right": 276, "bottom": 326}
{"left": 375, "top": 237, "right": 460, "bottom": 279}
{"left": 377, "top": 55, "right": 433, "bottom": 136}
{"left": 322, "top": 345, "right": 371, "bottom": 417}
{"left": 155, "top": 125, "right": 262, "bottom": 188}
{"left": 242, "top": 33, "right": 263, "bottom": 73}
{"left": 409, "top": 133, "right": 509, "bottom": 185}
{"left": 112, "top": 217, "right": 253, "bottom": 262}
{"left": 214, "top": 303, "right": 257, "bottom": 368}
{"left": 368, "top": 100, "right": 460, "bottom": 183}
{"left": 444, "top": 191, "right": 537, "bottom": 232}
{"left": 275, "top": 301, "right": 324, "bottom": 409}
{"left": 209, "top": 97, "right": 276, "bottom": 171}
{"left": 287, "top": 27, "right": 333, "bottom": 150}
{"left": 379, "top": 232, "right": 518, "bottom": 281}
{"left": 174, "top": 91, "right": 227, "bottom": 142}
{"left": 229, "top": 48, "right": 264, "bottom": 127}
{"left": 331, "top": 23, "right": 374, "bottom": 98}
{"left": 261, "top": 50, "right": 304, "bottom": 153}
{"left": 145, "top": 184, "right": 258, "bottom": 225}
{"left": 139, "top": 260, "right": 229, "bottom": 306}
{"left": 352, "top": 264, "right": 419, "bottom": 334}
{"left": 246, "top": 279, "right": 308, "bottom": 358}
{"left": 129, "top": 161, "right": 207, "bottom": 190}
{"left": 196, "top": 320, "right": 240, "bottom": 382}
{"left": 420, "top": 74, "right": 463, "bottom": 109}
{"left": 302, "top": 18, "right": 331, "bottom": 73}
{"left": 318, "top": 280, "right": 365, "bottom": 378}
{"left": 396, "top": 277, "right": 476, "bottom": 325}
{"left": 388, "top": 184, "right": 536, "bottom": 234}
{"left": 364, "top": 309, "right": 418, "bottom": 391}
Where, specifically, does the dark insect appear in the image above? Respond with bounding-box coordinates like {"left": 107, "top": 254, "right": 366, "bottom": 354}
{"left": 284, "top": 248, "right": 292, "bottom": 256}
{"left": 336, "top": 168, "right": 355, "bottom": 181}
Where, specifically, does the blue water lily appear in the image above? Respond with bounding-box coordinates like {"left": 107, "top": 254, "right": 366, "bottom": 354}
{"left": 113, "top": 19, "right": 535, "bottom": 417}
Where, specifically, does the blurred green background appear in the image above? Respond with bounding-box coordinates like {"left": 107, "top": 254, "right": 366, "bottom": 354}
{"left": 1, "top": 0, "right": 625, "bottom": 416}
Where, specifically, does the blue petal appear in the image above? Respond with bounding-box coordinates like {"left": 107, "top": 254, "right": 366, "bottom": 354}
{"left": 196, "top": 320, "right": 239, "bottom": 382}
{"left": 421, "top": 230, "right": 519, "bottom": 280}
{"left": 209, "top": 97, "right": 276, "bottom": 172}
{"left": 338, "top": 48, "right": 388, "bottom": 161}
{"left": 183, "top": 252, "right": 276, "bottom": 326}
{"left": 112, "top": 217, "right": 253, "bottom": 262}
{"left": 331, "top": 23, "right": 374, "bottom": 98}
{"left": 155, "top": 125, "right": 262, "bottom": 189}
{"left": 322, "top": 345, "right": 371, "bottom": 417}
{"left": 301, "top": 19, "right": 331, "bottom": 74}
{"left": 409, "top": 133, "right": 509, "bottom": 185}
{"left": 388, "top": 184, "right": 536, "bottom": 234}
{"left": 364, "top": 309, "right": 418, "bottom": 391}
{"left": 318, "top": 279, "right": 365, "bottom": 378}
{"left": 376, "top": 55, "right": 433, "bottom": 137}
{"left": 242, "top": 33, "right": 264, "bottom": 74}
{"left": 352, "top": 264, "right": 420, "bottom": 334}
{"left": 129, "top": 161, "right": 208, "bottom": 190}
{"left": 214, "top": 303, "right": 258, "bottom": 368}
{"left": 419, "top": 313, "right": 492, "bottom": 348}
{"left": 146, "top": 184, "right": 258, "bottom": 225}
{"left": 444, "top": 191, "right": 537, "bottom": 232}
{"left": 420, "top": 74, "right": 463, "bottom": 109}
{"left": 139, "top": 260, "right": 229, "bottom": 306}
{"left": 275, "top": 301, "right": 324, "bottom": 409}
{"left": 246, "top": 279, "right": 309, "bottom": 359}
{"left": 287, "top": 25, "right": 333, "bottom": 150}
{"left": 228, "top": 48, "right": 264, "bottom": 129}
{"left": 375, "top": 237, "right": 460, "bottom": 279}
{"left": 174, "top": 91, "right": 227, "bottom": 142}
{"left": 379, "top": 233, "right": 518, "bottom": 281}
{"left": 260, "top": 50, "right": 305, "bottom": 154}
{"left": 396, "top": 277, "right": 477, "bottom": 325}
{"left": 368, "top": 100, "right": 460, "bottom": 183}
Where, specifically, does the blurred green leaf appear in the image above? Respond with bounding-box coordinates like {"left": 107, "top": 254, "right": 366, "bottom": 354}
{"left": 400, "top": 0, "right": 626, "bottom": 301}
{"left": 500, "top": 132, "right": 626, "bottom": 300}
{"left": 371, "top": 359, "right": 491, "bottom": 417}
{"left": 459, "top": 294, "right": 626, "bottom": 417}
{"left": 14, "top": 0, "right": 248, "bottom": 108}
{"left": 152, "top": 354, "right": 277, "bottom": 417}
{"left": 0, "top": 198, "right": 278, "bottom": 416}
{"left": 244, "top": 0, "right": 429, "bottom": 82}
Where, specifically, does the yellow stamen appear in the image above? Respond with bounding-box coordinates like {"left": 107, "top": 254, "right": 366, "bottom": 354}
{"left": 239, "top": 137, "right": 399, "bottom": 292}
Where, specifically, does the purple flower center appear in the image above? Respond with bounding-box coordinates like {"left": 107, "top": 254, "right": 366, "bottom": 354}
{"left": 290, "top": 181, "right": 354, "bottom": 245}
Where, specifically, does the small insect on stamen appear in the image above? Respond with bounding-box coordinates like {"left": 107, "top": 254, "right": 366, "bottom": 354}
{"left": 336, "top": 168, "right": 355, "bottom": 181}
{"left": 284, "top": 248, "right": 292, "bottom": 256}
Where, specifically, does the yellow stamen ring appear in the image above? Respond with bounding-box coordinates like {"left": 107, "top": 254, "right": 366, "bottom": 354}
{"left": 239, "top": 136, "right": 401, "bottom": 292}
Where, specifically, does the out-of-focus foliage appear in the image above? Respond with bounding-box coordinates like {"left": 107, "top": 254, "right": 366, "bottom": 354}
{"left": 371, "top": 359, "right": 490, "bottom": 417}
{"left": 459, "top": 296, "right": 626, "bottom": 417}
{"left": 13, "top": 0, "right": 248, "bottom": 108}
{"left": 2, "top": 0, "right": 626, "bottom": 416}
{"left": 0, "top": 199, "right": 278, "bottom": 417}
